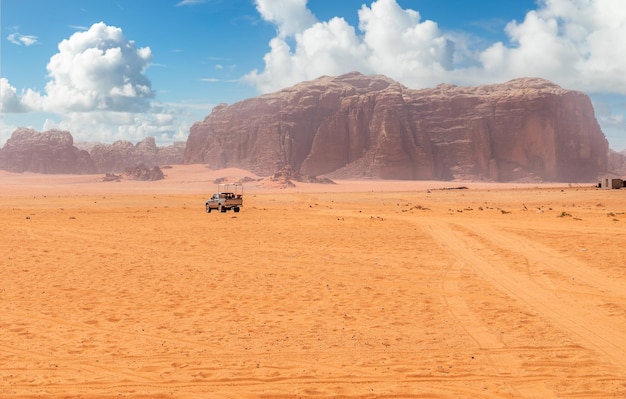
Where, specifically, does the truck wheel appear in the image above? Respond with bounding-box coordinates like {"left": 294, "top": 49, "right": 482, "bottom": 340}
{"left": 219, "top": 205, "right": 227, "bottom": 212}
{"left": 206, "top": 204, "right": 211, "bottom": 213}
{"left": 234, "top": 207, "right": 240, "bottom": 212}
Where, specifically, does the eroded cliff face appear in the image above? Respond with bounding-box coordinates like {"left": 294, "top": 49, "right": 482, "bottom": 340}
{"left": 0, "top": 131, "right": 186, "bottom": 174}
{"left": 0, "top": 128, "right": 95, "bottom": 174}
{"left": 89, "top": 138, "right": 185, "bottom": 173}
{"left": 185, "top": 72, "right": 608, "bottom": 182}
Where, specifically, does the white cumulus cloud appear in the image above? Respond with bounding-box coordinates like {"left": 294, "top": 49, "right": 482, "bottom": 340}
{"left": 358, "top": 0, "right": 453, "bottom": 86}
{"left": 1, "top": 22, "right": 188, "bottom": 146}
{"left": 42, "top": 22, "right": 154, "bottom": 113}
{"left": 244, "top": 18, "right": 371, "bottom": 92}
{"left": 0, "top": 78, "right": 42, "bottom": 113}
{"left": 245, "top": 0, "right": 626, "bottom": 96}
{"left": 255, "top": 0, "right": 317, "bottom": 38}
{"left": 474, "top": 0, "right": 626, "bottom": 92}
{"left": 245, "top": 0, "right": 457, "bottom": 91}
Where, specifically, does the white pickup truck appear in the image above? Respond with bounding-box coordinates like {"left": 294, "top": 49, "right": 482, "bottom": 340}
{"left": 205, "top": 184, "right": 243, "bottom": 213}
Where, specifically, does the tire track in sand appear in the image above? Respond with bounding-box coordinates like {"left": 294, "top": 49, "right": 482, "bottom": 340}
{"left": 425, "top": 220, "right": 626, "bottom": 371}
{"left": 465, "top": 223, "right": 626, "bottom": 298}
{"left": 427, "top": 223, "right": 555, "bottom": 398}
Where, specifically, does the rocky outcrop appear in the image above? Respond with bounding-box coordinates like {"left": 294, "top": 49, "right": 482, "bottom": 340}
{"left": 155, "top": 141, "right": 186, "bottom": 167}
{"left": 123, "top": 164, "right": 165, "bottom": 181}
{"left": 89, "top": 138, "right": 185, "bottom": 173}
{"left": 184, "top": 72, "right": 609, "bottom": 182}
{"left": 608, "top": 150, "right": 626, "bottom": 176}
{"left": 0, "top": 128, "right": 95, "bottom": 174}
{"left": 89, "top": 140, "right": 135, "bottom": 173}
{"left": 0, "top": 129, "right": 185, "bottom": 175}
{"left": 265, "top": 165, "right": 335, "bottom": 188}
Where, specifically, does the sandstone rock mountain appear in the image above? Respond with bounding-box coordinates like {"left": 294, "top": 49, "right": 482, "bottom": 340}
{"left": 608, "top": 149, "right": 626, "bottom": 177}
{"left": 0, "top": 130, "right": 185, "bottom": 174}
{"left": 89, "top": 138, "right": 185, "bottom": 173}
{"left": 0, "top": 128, "right": 96, "bottom": 174}
{"left": 184, "top": 72, "right": 609, "bottom": 182}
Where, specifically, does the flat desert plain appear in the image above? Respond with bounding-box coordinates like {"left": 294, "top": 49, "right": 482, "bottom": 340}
{"left": 1, "top": 165, "right": 625, "bottom": 398}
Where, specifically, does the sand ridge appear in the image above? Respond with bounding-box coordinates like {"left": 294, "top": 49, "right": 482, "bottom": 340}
{"left": 1, "top": 165, "right": 625, "bottom": 398}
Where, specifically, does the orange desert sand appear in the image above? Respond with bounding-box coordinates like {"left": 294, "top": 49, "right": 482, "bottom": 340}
{"left": 1, "top": 164, "right": 625, "bottom": 398}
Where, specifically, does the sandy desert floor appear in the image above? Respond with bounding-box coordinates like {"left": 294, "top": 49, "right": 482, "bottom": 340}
{"left": 1, "top": 165, "right": 625, "bottom": 398}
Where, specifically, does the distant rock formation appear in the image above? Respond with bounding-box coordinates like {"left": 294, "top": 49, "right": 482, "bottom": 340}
{"left": 0, "top": 129, "right": 185, "bottom": 175}
{"left": 263, "top": 165, "right": 335, "bottom": 188}
{"left": 608, "top": 149, "right": 626, "bottom": 176}
{"left": 0, "top": 128, "right": 96, "bottom": 174}
{"left": 184, "top": 72, "right": 609, "bottom": 182}
{"left": 123, "top": 164, "right": 165, "bottom": 181}
{"left": 89, "top": 138, "right": 185, "bottom": 173}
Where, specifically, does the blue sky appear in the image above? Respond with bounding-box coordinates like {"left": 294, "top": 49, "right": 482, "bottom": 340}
{"left": 2, "top": 0, "right": 626, "bottom": 150}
